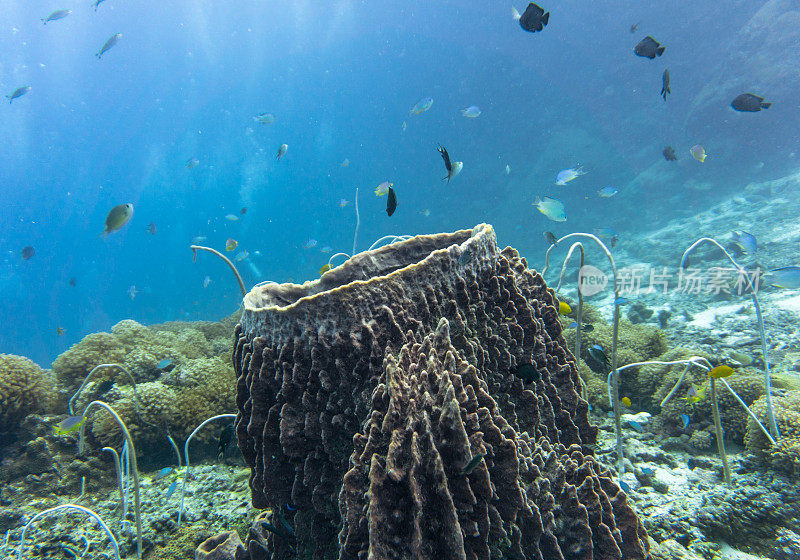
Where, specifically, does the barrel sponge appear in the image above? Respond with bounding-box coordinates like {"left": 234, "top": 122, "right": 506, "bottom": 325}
{"left": 0, "top": 354, "right": 56, "bottom": 441}
{"left": 233, "top": 224, "right": 648, "bottom": 559}
{"left": 746, "top": 390, "right": 800, "bottom": 475}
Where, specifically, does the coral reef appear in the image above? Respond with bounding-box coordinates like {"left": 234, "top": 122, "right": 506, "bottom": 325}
{"left": 0, "top": 354, "right": 56, "bottom": 444}
{"left": 46, "top": 316, "right": 238, "bottom": 462}
{"left": 746, "top": 390, "right": 800, "bottom": 475}
{"left": 559, "top": 308, "right": 668, "bottom": 410}
{"left": 233, "top": 224, "right": 648, "bottom": 559}
{"left": 88, "top": 356, "right": 236, "bottom": 453}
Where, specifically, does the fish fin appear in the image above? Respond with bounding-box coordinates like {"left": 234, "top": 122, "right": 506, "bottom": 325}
{"left": 656, "top": 46, "right": 665, "bottom": 56}
{"left": 762, "top": 102, "right": 771, "bottom": 109}
{"left": 542, "top": 11, "right": 549, "bottom": 25}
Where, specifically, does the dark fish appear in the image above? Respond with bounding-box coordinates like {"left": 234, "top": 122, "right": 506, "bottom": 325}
{"left": 511, "top": 363, "right": 540, "bottom": 384}
{"left": 634, "top": 36, "right": 665, "bottom": 59}
{"left": 437, "top": 143, "right": 452, "bottom": 176}
{"left": 630, "top": 21, "right": 640, "bottom": 33}
{"left": 97, "top": 33, "right": 122, "bottom": 59}
{"left": 519, "top": 3, "right": 549, "bottom": 33}
{"left": 731, "top": 93, "right": 771, "bottom": 112}
{"left": 460, "top": 453, "right": 486, "bottom": 476}
{"left": 41, "top": 9, "right": 71, "bottom": 24}
{"left": 240, "top": 207, "right": 248, "bottom": 214}
{"left": 611, "top": 235, "right": 619, "bottom": 249}
{"left": 275, "top": 511, "right": 295, "bottom": 537}
{"left": 260, "top": 520, "right": 282, "bottom": 537}
{"left": 147, "top": 222, "right": 157, "bottom": 235}
{"left": 458, "top": 249, "right": 473, "bottom": 266}
{"left": 57, "top": 326, "right": 65, "bottom": 336}
{"left": 69, "top": 277, "right": 77, "bottom": 287}
{"left": 21, "top": 246, "right": 35, "bottom": 260}
{"left": 543, "top": 231, "right": 558, "bottom": 246}
{"left": 663, "top": 146, "right": 677, "bottom": 161}
{"left": 386, "top": 187, "right": 397, "bottom": 216}
{"left": 660, "top": 69, "right": 670, "bottom": 101}
{"left": 218, "top": 422, "right": 234, "bottom": 457}
{"left": 7, "top": 86, "right": 31, "bottom": 103}
{"left": 587, "top": 344, "right": 610, "bottom": 370}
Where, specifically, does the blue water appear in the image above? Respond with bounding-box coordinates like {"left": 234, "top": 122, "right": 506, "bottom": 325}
{"left": 1, "top": 1, "right": 797, "bottom": 365}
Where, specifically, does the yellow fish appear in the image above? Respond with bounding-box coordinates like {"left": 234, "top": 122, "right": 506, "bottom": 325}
{"left": 319, "top": 264, "right": 331, "bottom": 276}
{"left": 683, "top": 384, "right": 706, "bottom": 403}
{"left": 225, "top": 238, "right": 238, "bottom": 251}
{"left": 708, "top": 365, "right": 734, "bottom": 379}
{"left": 621, "top": 396, "right": 631, "bottom": 407}
{"left": 558, "top": 301, "right": 572, "bottom": 315}
{"left": 689, "top": 145, "right": 707, "bottom": 162}
{"left": 54, "top": 415, "right": 86, "bottom": 436}
{"left": 374, "top": 181, "right": 392, "bottom": 196}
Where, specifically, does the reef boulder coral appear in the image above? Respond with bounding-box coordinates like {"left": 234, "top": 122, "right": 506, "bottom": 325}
{"left": 234, "top": 224, "right": 649, "bottom": 559}
{"left": 0, "top": 354, "right": 56, "bottom": 443}
{"left": 746, "top": 390, "right": 800, "bottom": 475}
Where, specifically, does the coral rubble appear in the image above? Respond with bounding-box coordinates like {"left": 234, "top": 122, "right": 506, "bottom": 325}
{"left": 233, "top": 224, "right": 648, "bottom": 559}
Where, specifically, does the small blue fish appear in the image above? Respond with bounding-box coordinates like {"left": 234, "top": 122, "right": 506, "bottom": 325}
{"left": 7, "top": 86, "right": 31, "bottom": 103}
{"left": 598, "top": 186, "right": 618, "bottom": 197}
{"left": 41, "top": 9, "right": 71, "bottom": 24}
{"left": 620, "top": 480, "right": 631, "bottom": 493}
{"left": 286, "top": 502, "right": 297, "bottom": 511}
{"left": 681, "top": 414, "right": 690, "bottom": 429}
{"left": 615, "top": 297, "right": 629, "bottom": 306}
{"left": 97, "top": 33, "right": 122, "bottom": 59}
{"left": 460, "top": 105, "right": 481, "bottom": 118}
{"left": 153, "top": 467, "right": 173, "bottom": 480}
{"left": 731, "top": 230, "right": 757, "bottom": 254}
{"left": 165, "top": 480, "right": 178, "bottom": 499}
{"left": 627, "top": 420, "right": 644, "bottom": 432}
{"left": 409, "top": 97, "right": 433, "bottom": 115}
{"left": 156, "top": 358, "right": 175, "bottom": 371}
{"left": 767, "top": 266, "right": 800, "bottom": 289}
{"left": 640, "top": 467, "right": 655, "bottom": 476}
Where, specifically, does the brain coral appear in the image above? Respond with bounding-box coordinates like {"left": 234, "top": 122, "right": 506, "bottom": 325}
{"left": 0, "top": 354, "right": 56, "bottom": 443}
{"left": 233, "top": 224, "right": 648, "bottom": 559}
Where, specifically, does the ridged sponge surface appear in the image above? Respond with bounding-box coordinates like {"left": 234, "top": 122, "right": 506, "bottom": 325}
{"left": 233, "top": 224, "right": 648, "bottom": 560}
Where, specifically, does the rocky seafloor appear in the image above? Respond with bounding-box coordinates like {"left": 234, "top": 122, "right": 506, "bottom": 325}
{"left": 1, "top": 196, "right": 800, "bottom": 559}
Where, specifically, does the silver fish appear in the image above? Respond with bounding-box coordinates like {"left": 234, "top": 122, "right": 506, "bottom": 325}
{"left": 42, "top": 9, "right": 71, "bottom": 24}
{"left": 7, "top": 86, "right": 31, "bottom": 103}
{"left": 97, "top": 33, "right": 122, "bottom": 59}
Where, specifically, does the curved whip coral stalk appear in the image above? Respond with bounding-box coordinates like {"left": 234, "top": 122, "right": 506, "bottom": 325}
{"left": 353, "top": 187, "right": 359, "bottom": 255}
{"left": 69, "top": 364, "right": 138, "bottom": 415}
{"left": 190, "top": 245, "right": 246, "bottom": 298}
{"left": 680, "top": 237, "right": 779, "bottom": 439}
{"left": 177, "top": 413, "right": 237, "bottom": 527}
{"left": 543, "top": 233, "right": 623, "bottom": 476}
{"left": 555, "top": 242, "right": 588, "bottom": 400}
{"left": 79, "top": 401, "right": 142, "bottom": 560}
{"left": 16, "top": 504, "right": 120, "bottom": 560}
